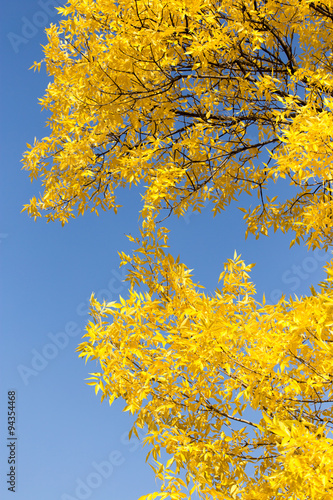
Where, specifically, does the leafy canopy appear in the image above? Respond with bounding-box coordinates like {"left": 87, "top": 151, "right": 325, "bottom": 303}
{"left": 23, "top": 0, "right": 333, "bottom": 498}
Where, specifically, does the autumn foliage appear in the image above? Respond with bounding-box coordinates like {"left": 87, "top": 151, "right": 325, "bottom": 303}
{"left": 23, "top": 0, "right": 333, "bottom": 498}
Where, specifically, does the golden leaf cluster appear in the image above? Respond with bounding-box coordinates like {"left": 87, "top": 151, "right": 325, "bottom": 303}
{"left": 23, "top": 0, "right": 333, "bottom": 498}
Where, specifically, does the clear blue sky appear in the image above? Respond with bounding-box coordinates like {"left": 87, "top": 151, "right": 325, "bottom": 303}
{"left": 0, "top": 1, "right": 329, "bottom": 500}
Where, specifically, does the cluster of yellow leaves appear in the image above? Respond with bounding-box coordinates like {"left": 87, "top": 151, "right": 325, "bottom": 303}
{"left": 78, "top": 221, "right": 333, "bottom": 498}
{"left": 22, "top": 0, "right": 333, "bottom": 249}
{"left": 23, "top": 0, "right": 333, "bottom": 498}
